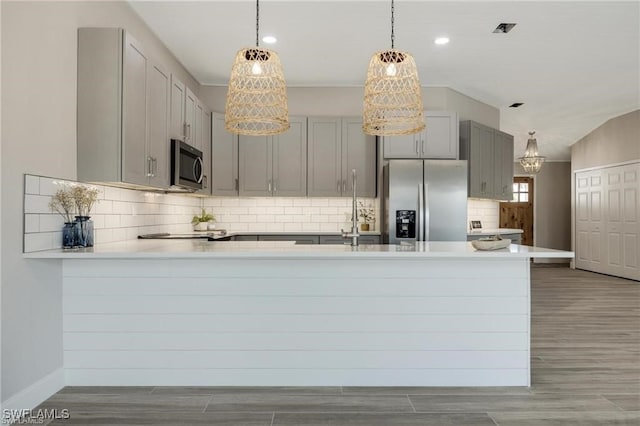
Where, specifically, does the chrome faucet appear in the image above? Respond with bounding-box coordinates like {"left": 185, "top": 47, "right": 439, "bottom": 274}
{"left": 341, "top": 169, "right": 360, "bottom": 246}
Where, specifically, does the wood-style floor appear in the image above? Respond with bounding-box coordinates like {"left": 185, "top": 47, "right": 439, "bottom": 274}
{"left": 34, "top": 265, "right": 640, "bottom": 425}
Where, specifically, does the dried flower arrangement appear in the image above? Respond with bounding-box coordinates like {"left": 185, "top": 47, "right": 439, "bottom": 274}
{"left": 48, "top": 188, "right": 76, "bottom": 223}
{"left": 70, "top": 185, "right": 100, "bottom": 217}
{"left": 48, "top": 185, "right": 100, "bottom": 222}
{"left": 357, "top": 201, "right": 375, "bottom": 224}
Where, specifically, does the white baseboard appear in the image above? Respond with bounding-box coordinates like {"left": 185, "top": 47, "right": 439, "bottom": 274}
{"left": 2, "top": 368, "right": 64, "bottom": 419}
{"left": 533, "top": 258, "right": 571, "bottom": 264}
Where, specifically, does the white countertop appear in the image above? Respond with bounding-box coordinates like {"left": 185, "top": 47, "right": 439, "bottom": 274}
{"left": 23, "top": 240, "right": 573, "bottom": 260}
{"left": 468, "top": 228, "right": 524, "bottom": 236}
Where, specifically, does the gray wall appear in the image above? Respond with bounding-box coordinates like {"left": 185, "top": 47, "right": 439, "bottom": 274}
{"left": 1, "top": 0, "right": 198, "bottom": 403}
{"left": 200, "top": 86, "right": 500, "bottom": 128}
{"left": 571, "top": 109, "right": 640, "bottom": 171}
{"left": 515, "top": 162, "right": 572, "bottom": 262}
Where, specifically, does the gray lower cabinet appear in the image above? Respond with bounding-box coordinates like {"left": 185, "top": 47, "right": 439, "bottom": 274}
{"left": 467, "top": 233, "right": 521, "bottom": 244}
{"left": 231, "top": 235, "right": 258, "bottom": 241}
{"left": 308, "top": 117, "right": 376, "bottom": 197}
{"left": 211, "top": 112, "right": 239, "bottom": 196}
{"left": 239, "top": 117, "right": 307, "bottom": 197}
{"left": 258, "top": 235, "right": 320, "bottom": 244}
{"left": 383, "top": 111, "right": 459, "bottom": 159}
{"left": 319, "top": 235, "right": 381, "bottom": 244}
{"left": 460, "top": 120, "right": 514, "bottom": 201}
{"left": 78, "top": 28, "right": 169, "bottom": 189}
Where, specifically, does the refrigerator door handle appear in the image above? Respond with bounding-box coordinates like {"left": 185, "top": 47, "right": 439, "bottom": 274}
{"left": 418, "top": 183, "right": 424, "bottom": 242}
{"left": 424, "top": 183, "right": 430, "bottom": 241}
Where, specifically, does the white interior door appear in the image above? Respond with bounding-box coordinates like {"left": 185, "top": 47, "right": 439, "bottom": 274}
{"left": 576, "top": 163, "right": 639, "bottom": 281}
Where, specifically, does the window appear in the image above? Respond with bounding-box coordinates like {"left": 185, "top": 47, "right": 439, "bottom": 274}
{"left": 511, "top": 181, "right": 529, "bottom": 202}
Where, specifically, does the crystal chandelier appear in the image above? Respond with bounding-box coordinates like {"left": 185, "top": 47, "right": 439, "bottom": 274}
{"left": 519, "top": 131, "right": 545, "bottom": 174}
{"left": 225, "top": 0, "right": 289, "bottom": 136}
{"left": 363, "top": 0, "right": 424, "bottom": 136}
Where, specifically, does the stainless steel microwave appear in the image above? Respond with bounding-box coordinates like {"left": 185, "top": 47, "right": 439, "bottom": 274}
{"left": 170, "top": 139, "right": 203, "bottom": 191}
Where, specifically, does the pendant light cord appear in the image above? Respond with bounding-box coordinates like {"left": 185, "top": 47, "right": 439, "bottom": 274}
{"left": 390, "top": 0, "right": 395, "bottom": 49}
{"left": 256, "top": 0, "right": 260, "bottom": 47}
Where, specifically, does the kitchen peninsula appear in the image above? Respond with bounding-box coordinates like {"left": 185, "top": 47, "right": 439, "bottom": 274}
{"left": 26, "top": 240, "right": 573, "bottom": 387}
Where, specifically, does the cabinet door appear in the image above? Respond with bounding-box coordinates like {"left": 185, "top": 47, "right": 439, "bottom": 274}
{"left": 184, "top": 87, "right": 197, "bottom": 147}
{"left": 307, "top": 117, "right": 342, "bottom": 197}
{"left": 194, "top": 100, "right": 204, "bottom": 152}
{"left": 319, "top": 235, "right": 348, "bottom": 245}
{"left": 493, "top": 131, "right": 514, "bottom": 200}
{"left": 121, "top": 33, "right": 149, "bottom": 186}
{"left": 147, "top": 60, "right": 170, "bottom": 189}
{"left": 468, "top": 122, "right": 494, "bottom": 198}
{"left": 169, "top": 75, "right": 186, "bottom": 141}
{"left": 211, "top": 113, "right": 238, "bottom": 196}
{"left": 272, "top": 116, "right": 307, "bottom": 197}
{"left": 199, "top": 107, "right": 212, "bottom": 195}
{"left": 342, "top": 117, "right": 377, "bottom": 198}
{"left": 383, "top": 133, "right": 420, "bottom": 158}
{"left": 258, "top": 235, "right": 320, "bottom": 244}
{"left": 422, "top": 111, "right": 458, "bottom": 159}
{"left": 239, "top": 134, "right": 272, "bottom": 196}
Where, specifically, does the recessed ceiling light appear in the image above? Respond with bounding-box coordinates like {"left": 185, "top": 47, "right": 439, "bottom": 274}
{"left": 493, "top": 23, "right": 517, "bottom": 34}
{"left": 262, "top": 35, "right": 277, "bottom": 44}
{"left": 434, "top": 37, "right": 450, "bottom": 45}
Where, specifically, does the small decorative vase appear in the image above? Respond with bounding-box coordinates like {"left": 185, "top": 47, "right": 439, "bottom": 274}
{"left": 74, "top": 216, "right": 94, "bottom": 247}
{"left": 206, "top": 221, "right": 216, "bottom": 231}
{"left": 360, "top": 223, "right": 370, "bottom": 231}
{"left": 194, "top": 222, "right": 208, "bottom": 231}
{"left": 62, "top": 222, "right": 77, "bottom": 249}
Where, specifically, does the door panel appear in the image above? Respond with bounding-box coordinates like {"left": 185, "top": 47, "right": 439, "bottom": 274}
{"left": 383, "top": 134, "right": 419, "bottom": 158}
{"left": 343, "top": 118, "right": 376, "bottom": 198}
{"left": 422, "top": 112, "right": 458, "bottom": 159}
{"left": 499, "top": 177, "right": 533, "bottom": 246}
{"left": 170, "top": 76, "right": 186, "bottom": 141}
{"left": 184, "top": 87, "right": 197, "bottom": 147}
{"left": 147, "top": 61, "right": 170, "bottom": 188}
{"left": 387, "top": 160, "right": 423, "bottom": 244}
{"left": 239, "top": 135, "right": 271, "bottom": 196}
{"left": 211, "top": 113, "right": 238, "bottom": 196}
{"left": 122, "top": 33, "right": 148, "bottom": 186}
{"left": 272, "top": 117, "right": 307, "bottom": 197}
{"left": 307, "top": 118, "right": 342, "bottom": 196}
{"left": 424, "top": 160, "right": 468, "bottom": 241}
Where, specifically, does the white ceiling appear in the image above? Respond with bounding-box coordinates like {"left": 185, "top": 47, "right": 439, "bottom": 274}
{"left": 129, "top": 1, "right": 640, "bottom": 161}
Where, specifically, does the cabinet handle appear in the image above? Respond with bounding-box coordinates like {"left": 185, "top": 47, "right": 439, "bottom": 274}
{"left": 183, "top": 123, "right": 188, "bottom": 140}
{"left": 415, "top": 140, "right": 419, "bottom": 154}
{"left": 421, "top": 140, "right": 425, "bottom": 154}
{"left": 337, "top": 180, "right": 341, "bottom": 193}
{"left": 147, "top": 157, "right": 153, "bottom": 177}
{"left": 152, "top": 157, "right": 157, "bottom": 177}
{"left": 203, "top": 175, "right": 208, "bottom": 189}
{"left": 273, "top": 180, "right": 277, "bottom": 193}
{"left": 268, "top": 180, "right": 272, "bottom": 193}
{"left": 343, "top": 180, "right": 346, "bottom": 192}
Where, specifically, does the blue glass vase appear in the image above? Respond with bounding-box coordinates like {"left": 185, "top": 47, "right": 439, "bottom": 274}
{"left": 62, "top": 222, "right": 76, "bottom": 249}
{"left": 74, "top": 216, "right": 94, "bottom": 247}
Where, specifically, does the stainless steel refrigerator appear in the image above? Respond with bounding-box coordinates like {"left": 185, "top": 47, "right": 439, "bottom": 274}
{"left": 383, "top": 160, "right": 468, "bottom": 243}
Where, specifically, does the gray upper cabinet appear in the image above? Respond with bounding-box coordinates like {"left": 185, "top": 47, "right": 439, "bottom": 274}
{"left": 146, "top": 61, "right": 171, "bottom": 189}
{"left": 460, "top": 120, "right": 514, "bottom": 200}
{"left": 184, "top": 87, "right": 197, "bottom": 147}
{"left": 383, "top": 111, "right": 458, "bottom": 159}
{"left": 196, "top": 102, "right": 212, "bottom": 195}
{"left": 308, "top": 117, "right": 376, "bottom": 197}
{"left": 342, "top": 118, "right": 376, "bottom": 197}
{"left": 78, "top": 28, "right": 169, "bottom": 189}
{"left": 169, "top": 76, "right": 186, "bottom": 141}
{"left": 239, "top": 117, "right": 307, "bottom": 197}
{"left": 211, "top": 113, "right": 239, "bottom": 196}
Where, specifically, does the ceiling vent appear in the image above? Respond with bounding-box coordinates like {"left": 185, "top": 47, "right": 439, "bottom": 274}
{"left": 493, "top": 23, "right": 517, "bottom": 34}
{"left": 509, "top": 102, "right": 524, "bottom": 108}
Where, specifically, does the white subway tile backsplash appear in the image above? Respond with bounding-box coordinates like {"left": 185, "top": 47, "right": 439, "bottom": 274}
{"left": 311, "top": 198, "right": 329, "bottom": 207}
{"left": 24, "top": 214, "right": 40, "bottom": 233}
{"left": 284, "top": 207, "right": 303, "bottom": 215}
{"left": 25, "top": 194, "right": 53, "bottom": 214}
{"left": 25, "top": 175, "right": 40, "bottom": 195}
{"left": 24, "top": 232, "right": 56, "bottom": 252}
{"left": 39, "top": 214, "right": 65, "bottom": 233}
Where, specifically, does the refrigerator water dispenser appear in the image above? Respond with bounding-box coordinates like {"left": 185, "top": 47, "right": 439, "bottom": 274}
{"left": 396, "top": 210, "right": 416, "bottom": 239}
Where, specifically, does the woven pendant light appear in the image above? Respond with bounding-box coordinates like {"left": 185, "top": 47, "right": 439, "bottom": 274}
{"left": 519, "top": 131, "right": 546, "bottom": 174}
{"left": 225, "top": 0, "right": 289, "bottom": 136}
{"left": 363, "top": 0, "right": 424, "bottom": 136}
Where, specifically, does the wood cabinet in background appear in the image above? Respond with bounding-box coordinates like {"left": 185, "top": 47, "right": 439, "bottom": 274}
{"left": 211, "top": 113, "right": 238, "bottom": 196}
{"left": 383, "top": 111, "right": 459, "bottom": 159}
{"left": 459, "top": 120, "right": 514, "bottom": 201}
{"left": 78, "top": 28, "right": 170, "bottom": 189}
{"left": 239, "top": 117, "right": 307, "bottom": 197}
{"left": 307, "top": 117, "right": 377, "bottom": 197}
